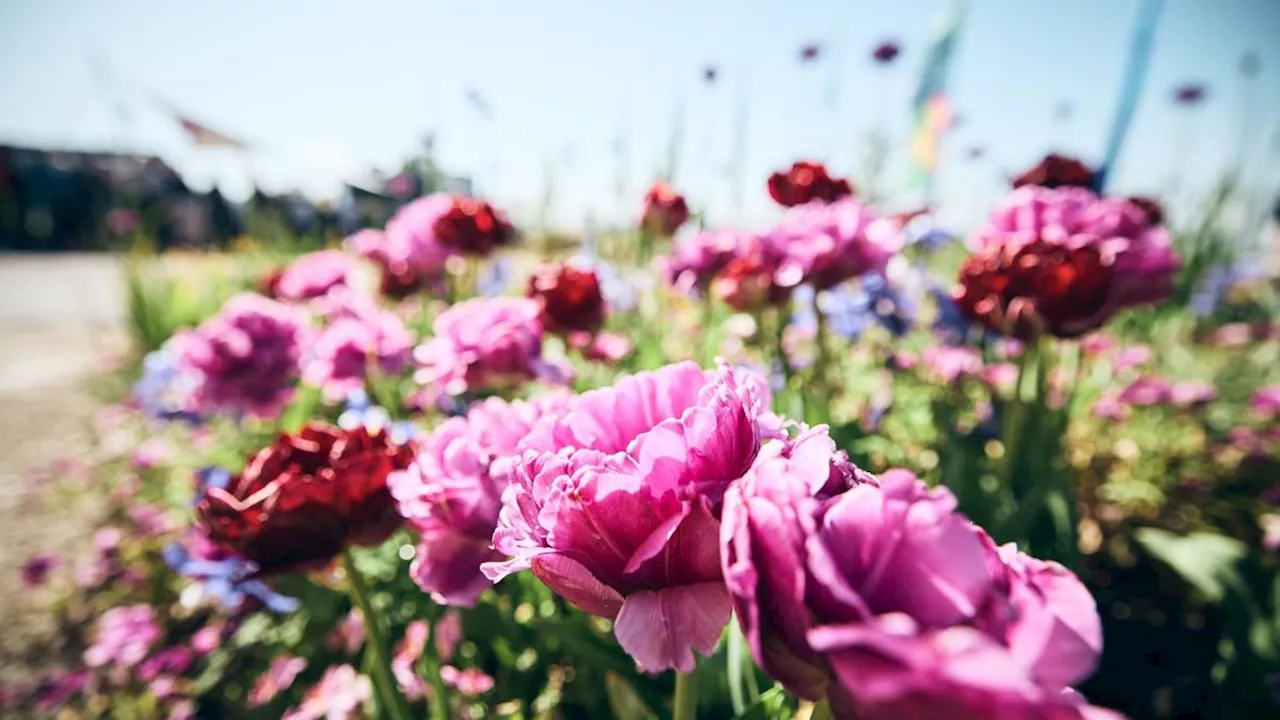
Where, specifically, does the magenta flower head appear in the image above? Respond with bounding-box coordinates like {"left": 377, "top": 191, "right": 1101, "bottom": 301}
{"left": 84, "top": 604, "right": 161, "bottom": 669}
{"left": 721, "top": 425, "right": 877, "bottom": 698}
{"left": 274, "top": 250, "right": 355, "bottom": 302}
{"left": 303, "top": 298, "right": 413, "bottom": 403}
{"left": 957, "top": 187, "right": 1180, "bottom": 340}
{"left": 765, "top": 196, "right": 903, "bottom": 291}
{"left": 484, "top": 360, "right": 772, "bottom": 672}
{"left": 390, "top": 394, "right": 569, "bottom": 606}
{"left": 21, "top": 553, "right": 60, "bottom": 588}
{"left": 658, "top": 228, "right": 752, "bottom": 294}
{"left": 1252, "top": 385, "right": 1280, "bottom": 418}
{"left": 808, "top": 614, "right": 1121, "bottom": 720}
{"left": 413, "top": 297, "right": 569, "bottom": 397}
{"left": 383, "top": 194, "right": 456, "bottom": 272}
{"left": 175, "top": 293, "right": 312, "bottom": 419}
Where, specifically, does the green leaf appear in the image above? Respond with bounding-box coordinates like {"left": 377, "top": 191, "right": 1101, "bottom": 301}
{"left": 735, "top": 686, "right": 788, "bottom": 720}
{"left": 278, "top": 385, "right": 323, "bottom": 434}
{"left": 604, "top": 672, "right": 659, "bottom": 720}
{"left": 1133, "top": 528, "right": 1249, "bottom": 603}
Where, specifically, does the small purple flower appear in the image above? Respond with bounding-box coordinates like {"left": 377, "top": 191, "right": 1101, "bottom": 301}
{"left": 1173, "top": 82, "right": 1207, "bottom": 106}
{"left": 138, "top": 647, "right": 195, "bottom": 683}
{"left": 21, "top": 553, "right": 60, "bottom": 588}
{"left": 1252, "top": 385, "right": 1280, "bottom": 418}
{"left": 871, "top": 40, "right": 901, "bottom": 64}
{"left": 1117, "top": 376, "right": 1171, "bottom": 407}
{"left": 32, "top": 670, "right": 90, "bottom": 712}
{"left": 175, "top": 294, "right": 312, "bottom": 419}
{"left": 326, "top": 609, "right": 366, "bottom": 656}
{"left": 84, "top": 605, "right": 161, "bottom": 669}
{"left": 249, "top": 655, "right": 307, "bottom": 707}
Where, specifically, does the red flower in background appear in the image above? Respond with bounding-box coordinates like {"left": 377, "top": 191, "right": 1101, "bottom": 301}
{"left": 1010, "top": 154, "right": 1095, "bottom": 190}
{"left": 641, "top": 181, "right": 690, "bottom": 236}
{"left": 377, "top": 260, "right": 433, "bottom": 300}
{"left": 957, "top": 240, "right": 1113, "bottom": 340}
{"left": 526, "top": 261, "right": 606, "bottom": 335}
{"left": 197, "top": 424, "right": 415, "bottom": 576}
{"left": 432, "top": 197, "right": 515, "bottom": 257}
{"left": 767, "top": 161, "right": 854, "bottom": 207}
{"left": 872, "top": 40, "right": 901, "bottom": 64}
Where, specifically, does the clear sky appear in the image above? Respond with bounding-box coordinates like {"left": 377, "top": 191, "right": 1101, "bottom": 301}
{"left": 1, "top": 0, "right": 1276, "bottom": 231}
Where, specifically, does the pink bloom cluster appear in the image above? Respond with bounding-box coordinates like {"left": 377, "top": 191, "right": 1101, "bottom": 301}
{"left": 765, "top": 196, "right": 902, "bottom": 290}
{"left": 348, "top": 194, "right": 454, "bottom": 281}
{"left": 304, "top": 293, "right": 414, "bottom": 402}
{"left": 84, "top": 605, "right": 161, "bottom": 669}
{"left": 413, "top": 297, "right": 570, "bottom": 398}
{"left": 175, "top": 293, "right": 311, "bottom": 419}
{"left": 273, "top": 250, "right": 355, "bottom": 302}
{"left": 282, "top": 665, "right": 370, "bottom": 720}
{"left": 722, "top": 449, "right": 1112, "bottom": 719}
{"left": 390, "top": 394, "right": 569, "bottom": 605}
{"left": 1117, "top": 376, "right": 1216, "bottom": 409}
{"left": 484, "top": 361, "right": 773, "bottom": 672}
{"left": 659, "top": 228, "right": 754, "bottom": 293}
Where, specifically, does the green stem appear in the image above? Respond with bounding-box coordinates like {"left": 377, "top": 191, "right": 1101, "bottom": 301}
{"left": 341, "top": 552, "right": 412, "bottom": 720}
{"left": 423, "top": 621, "right": 451, "bottom": 720}
{"left": 773, "top": 307, "right": 806, "bottom": 420}
{"left": 811, "top": 698, "right": 836, "bottom": 720}
{"left": 809, "top": 289, "right": 832, "bottom": 406}
{"left": 673, "top": 670, "right": 699, "bottom": 720}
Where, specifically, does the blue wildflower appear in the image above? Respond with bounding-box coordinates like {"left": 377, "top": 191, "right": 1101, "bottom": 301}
{"left": 478, "top": 257, "right": 511, "bottom": 297}
{"left": 131, "top": 341, "right": 201, "bottom": 423}
{"left": 337, "top": 389, "right": 417, "bottom": 444}
{"left": 903, "top": 214, "right": 957, "bottom": 252}
{"left": 163, "top": 537, "right": 299, "bottom": 614}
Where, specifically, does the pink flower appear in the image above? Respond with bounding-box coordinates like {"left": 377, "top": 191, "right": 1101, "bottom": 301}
{"left": 326, "top": 609, "right": 365, "bottom": 655}
{"left": 274, "top": 251, "right": 355, "bottom": 302}
{"left": 413, "top": 297, "right": 569, "bottom": 397}
{"left": 981, "top": 362, "right": 1019, "bottom": 395}
{"left": 720, "top": 426, "right": 875, "bottom": 698}
{"left": 131, "top": 438, "right": 172, "bottom": 470}
{"left": 659, "top": 228, "right": 752, "bottom": 293}
{"left": 391, "top": 395, "right": 569, "bottom": 606}
{"left": 434, "top": 609, "right": 463, "bottom": 662}
{"left": 568, "top": 331, "right": 634, "bottom": 364}
{"left": 190, "top": 625, "right": 222, "bottom": 655}
{"left": 21, "top": 553, "right": 60, "bottom": 588}
{"left": 1091, "top": 395, "right": 1128, "bottom": 421}
{"left": 440, "top": 666, "right": 495, "bottom": 696}
{"left": 304, "top": 300, "right": 413, "bottom": 403}
{"left": 391, "top": 621, "right": 430, "bottom": 699}
{"left": 1117, "top": 376, "right": 1171, "bottom": 407}
{"left": 380, "top": 195, "right": 456, "bottom": 273}
{"left": 1111, "top": 345, "right": 1153, "bottom": 372}
{"left": 175, "top": 294, "right": 311, "bottom": 419}
{"left": 1079, "top": 334, "right": 1116, "bottom": 356}
{"left": 921, "top": 346, "right": 984, "bottom": 385}
{"left": 1168, "top": 380, "right": 1215, "bottom": 408}
{"left": 809, "top": 615, "right": 1121, "bottom": 720}
{"left": 84, "top": 605, "right": 161, "bottom": 669}
{"left": 764, "top": 197, "right": 903, "bottom": 290}
{"left": 282, "top": 665, "right": 371, "bottom": 720}
{"left": 138, "top": 647, "right": 194, "bottom": 683}
{"left": 484, "top": 361, "right": 771, "bottom": 672}
{"left": 1251, "top": 385, "right": 1280, "bottom": 417}
{"left": 250, "top": 655, "right": 307, "bottom": 706}
{"left": 957, "top": 188, "right": 1179, "bottom": 339}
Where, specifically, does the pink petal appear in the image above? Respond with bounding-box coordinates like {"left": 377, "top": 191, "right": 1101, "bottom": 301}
{"left": 613, "top": 583, "right": 732, "bottom": 672}
{"left": 530, "top": 553, "right": 625, "bottom": 619}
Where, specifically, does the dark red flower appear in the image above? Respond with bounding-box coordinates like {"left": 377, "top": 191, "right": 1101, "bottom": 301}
{"left": 711, "top": 249, "right": 791, "bottom": 312}
{"left": 872, "top": 41, "right": 900, "bottom": 64}
{"left": 258, "top": 266, "right": 286, "bottom": 300}
{"left": 197, "top": 424, "right": 415, "bottom": 576}
{"left": 431, "top": 197, "right": 515, "bottom": 257}
{"left": 768, "top": 161, "right": 854, "bottom": 207}
{"left": 1126, "top": 196, "right": 1164, "bottom": 227}
{"left": 377, "top": 260, "right": 432, "bottom": 300}
{"left": 641, "top": 181, "right": 690, "bottom": 236}
{"left": 1010, "top": 154, "right": 1095, "bottom": 190}
{"left": 1173, "top": 83, "right": 1207, "bottom": 106}
{"left": 526, "top": 261, "right": 606, "bottom": 335}
{"left": 954, "top": 240, "right": 1113, "bottom": 340}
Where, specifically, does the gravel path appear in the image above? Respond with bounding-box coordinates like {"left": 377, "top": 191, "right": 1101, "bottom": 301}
{"left": 0, "top": 253, "right": 128, "bottom": 680}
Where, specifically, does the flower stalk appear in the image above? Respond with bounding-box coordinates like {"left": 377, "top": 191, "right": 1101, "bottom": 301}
{"left": 673, "top": 669, "right": 699, "bottom": 720}
{"left": 341, "top": 551, "right": 412, "bottom": 720}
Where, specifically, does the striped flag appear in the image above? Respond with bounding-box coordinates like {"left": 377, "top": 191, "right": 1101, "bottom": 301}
{"left": 907, "top": 0, "right": 967, "bottom": 196}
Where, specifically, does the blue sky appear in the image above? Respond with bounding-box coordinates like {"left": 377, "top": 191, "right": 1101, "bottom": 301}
{"left": 1, "top": 0, "right": 1276, "bottom": 230}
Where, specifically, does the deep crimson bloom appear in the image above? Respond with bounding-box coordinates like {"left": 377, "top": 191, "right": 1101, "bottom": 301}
{"left": 711, "top": 239, "right": 792, "bottom": 312}
{"left": 258, "top": 266, "right": 287, "bottom": 299}
{"left": 641, "top": 181, "right": 690, "bottom": 236}
{"left": 1011, "top": 154, "right": 1096, "bottom": 190}
{"left": 526, "top": 261, "right": 606, "bottom": 335}
{"left": 872, "top": 41, "right": 901, "bottom": 64}
{"left": 1173, "top": 83, "right": 1207, "bottom": 106}
{"left": 768, "top": 161, "right": 855, "bottom": 207}
{"left": 954, "top": 187, "right": 1179, "bottom": 340}
{"left": 197, "top": 423, "right": 415, "bottom": 576}
{"left": 432, "top": 196, "right": 515, "bottom": 256}
{"left": 659, "top": 228, "right": 753, "bottom": 293}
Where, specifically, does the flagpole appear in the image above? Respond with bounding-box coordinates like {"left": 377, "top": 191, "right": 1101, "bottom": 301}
{"left": 1094, "top": 0, "right": 1165, "bottom": 195}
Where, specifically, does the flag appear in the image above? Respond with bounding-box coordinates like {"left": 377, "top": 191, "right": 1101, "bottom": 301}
{"left": 175, "top": 116, "right": 248, "bottom": 149}
{"left": 907, "top": 0, "right": 967, "bottom": 195}
{"left": 1094, "top": 0, "right": 1164, "bottom": 193}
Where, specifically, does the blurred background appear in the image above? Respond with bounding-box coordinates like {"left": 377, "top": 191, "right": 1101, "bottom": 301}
{"left": 0, "top": 0, "right": 1277, "bottom": 248}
